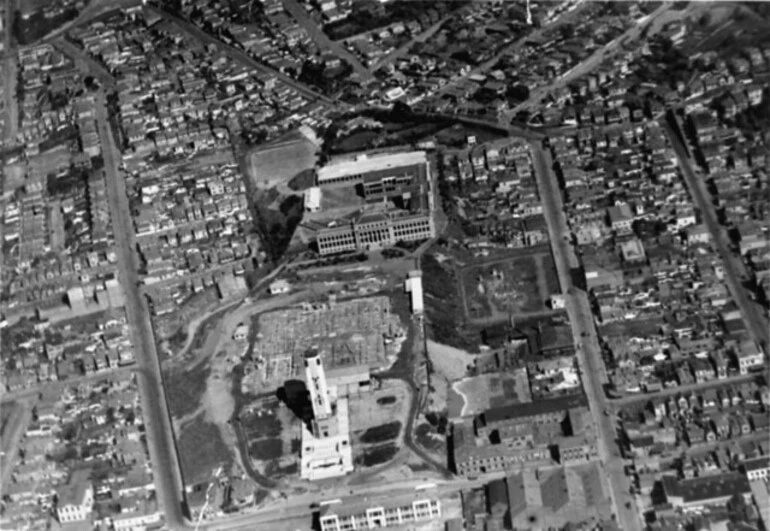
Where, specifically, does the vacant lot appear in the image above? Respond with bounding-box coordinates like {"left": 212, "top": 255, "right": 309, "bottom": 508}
{"left": 414, "top": 422, "right": 446, "bottom": 455}
{"left": 460, "top": 253, "right": 552, "bottom": 320}
{"left": 164, "top": 360, "right": 210, "bottom": 419}
{"left": 239, "top": 399, "right": 300, "bottom": 480}
{"left": 453, "top": 372, "right": 526, "bottom": 417}
{"left": 422, "top": 253, "right": 479, "bottom": 352}
{"left": 349, "top": 380, "right": 410, "bottom": 468}
{"left": 244, "top": 135, "right": 318, "bottom": 190}
{"left": 178, "top": 413, "right": 232, "bottom": 486}
{"left": 426, "top": 340, "right": 475, "bottom": 381}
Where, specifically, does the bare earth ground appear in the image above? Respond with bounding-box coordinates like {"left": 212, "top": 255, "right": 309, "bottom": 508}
{"left": 348, "top": 379, "right": 410, "bottom": 463}
{"left": 453, "top": 375, "right": 496, "bottom": 417}
{"left": 426, "top": 340, "right": 475, "bottom": 381}
{"left": 244, "top": 134, "right": 318, "bottom": 190}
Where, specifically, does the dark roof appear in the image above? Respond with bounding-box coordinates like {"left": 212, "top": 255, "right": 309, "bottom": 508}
{"left": 662, "top": 473, "right": 750, "bottom": 504}
{"left": 480, "top": 394, "right": 587, "bottom": 426}
{"left": 486, "top": 479, "right": 508, "bottom": 514}
{"left": 742, "top": 456, "right": 770, "bottom": 472}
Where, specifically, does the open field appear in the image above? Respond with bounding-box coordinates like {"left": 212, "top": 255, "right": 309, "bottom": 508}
{"left": 426, "top": 340, "right": 475, "bottom": 382}
{"left": 349, "top": 380, "right": 410, "bottom": 465}
{"left": 164, "top": 359, "right": 211, "bottom": 420}
{"left": 453, "top": 371, "right": 529, "bottom": 418}
{"left": 422, "top": 253, "right": 479, "bottom": 352}
{"left": 177, "top": 413, "right": 233, "bottom": 487}
{"left": 459, "top": 252, "right": 557, "bottom": 321}
{"left": 239, "top": 398, "right": 301, "bottom": 481}
{"left": 244, "top": 134, "right": 318, "bottom": 190}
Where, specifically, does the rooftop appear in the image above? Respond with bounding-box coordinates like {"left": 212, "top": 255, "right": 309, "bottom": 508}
{"left": 57, "top": 469, "right": 92, "bottom": 507}
{"left": 317, "top": 151, "right": 427, "bottom": 183}
{"left": 662, "top": 472, "right": 751, "bottom": 504}
{"left": 479, "top": 394, "right": 587, "bottom": 426}
{"left": 743, "top": 456, "right": 770, "bottom": 472}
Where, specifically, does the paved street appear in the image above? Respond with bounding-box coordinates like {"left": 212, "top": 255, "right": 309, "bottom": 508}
{"left": 281, "top": 0, "right": 372, "bottom": 82}
{"left": 425, "top": 1, "right": 591, "bottom": 106}
{"left": 35, "top": 0, "right": 140, "bottom": 45}
{"left": 0, "top": 400, "right": 33, "bottom": 490}
{"left": 147, "top": 4, "right": 342, "bottom": 110}
{"left": 54, "top": 37, "right": 115, "bottom": 89}
{"left": 531, "top": 141, "right": 641, "bottom": 531}
{"left": 94, "top": 89, "right": 188, "bottom": 528}
{"left": 663, "top": 117, "right": 769, "bottom": 352}
{"left": 2, "top": 0, "right": 19, "bottom": 148}
{"left": 368, "top": 15, "right": 449, "bottom": 73}
{"left": 610, "top": 373, "right": 758, "bottom": 408}
{"left": 509, "top": 2, "right": 672, "bottom": 118}
{"left": 205, "top": 478, "right": 476, "bottom": 531}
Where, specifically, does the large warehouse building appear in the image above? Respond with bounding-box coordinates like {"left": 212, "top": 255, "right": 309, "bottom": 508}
{"left": 310, "top": 151, "right": 436, "bottom": 255}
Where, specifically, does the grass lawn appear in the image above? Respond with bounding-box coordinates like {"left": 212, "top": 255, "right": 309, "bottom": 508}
{"left": 360, "top": 421, "right": 402, "bottom": 444}
{"left": 414, "top": 423, "right": 446, "bottom": 454}
{"left": 422, "top": 253, "right": 479, "bottom": 352}
{"left": 241, "top": 408, "right": 281, "bottom": 440}
{"left": 164, "top": 361, "right": 210, "bottom": 419}
{"left": 358, "top": 444, "right": 399, "bottom": 467}
{"left": 178, "top": 414, "right": 232, "bottom": 486}
{"left": 460, "top": 254, "right": 551, "bottom": 317}
{"left": 249, "top": 438, "right": 283, "bottom": 460}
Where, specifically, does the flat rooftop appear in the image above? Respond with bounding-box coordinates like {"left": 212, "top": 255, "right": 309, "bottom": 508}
{"left": 317, "top": 151, "right": 427, "bottom": 183}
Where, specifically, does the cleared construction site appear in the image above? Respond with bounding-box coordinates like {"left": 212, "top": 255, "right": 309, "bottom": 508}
{"left": 251, "top": 296, "right": 405, "bottom": 387}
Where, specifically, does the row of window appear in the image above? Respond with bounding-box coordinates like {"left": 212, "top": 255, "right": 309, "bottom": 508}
{"left": 319, "top": 173, "right": 362, "bottom": 184}
{"left": 321, "top": 502, "right": 440, "bottom": 531}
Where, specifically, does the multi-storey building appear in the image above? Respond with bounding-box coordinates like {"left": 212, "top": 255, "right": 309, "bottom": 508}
{"left": 319, "top": 497, "right": 441, "bottom": 531}
{"left": 312, "top": 151, "right": 435, "bottom": 255}
{"left": 453, "top": 394, "right": 589, "bottom": 477}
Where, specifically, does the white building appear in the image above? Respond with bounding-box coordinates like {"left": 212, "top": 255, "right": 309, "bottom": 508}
{"left": 736, "top": 340, "right": 764, "bottom": 374}
{"left": 320, "top": 498, "right": 441, "bottom": 531}
{"left": 743, "top": 456, "right": 770, "bottom": 481}
{"left": 111, "top": 494, "right": 162, "bottom": 531}
{"left": 56, "top": 469, "right": 94, "bottom": 524}
{"left": 269, "top": 279, "right": 291, "bottom": 295}
{"left": 304, "top": 186, "right": 322, "bottom": 212}
{"left": 300, "top": 349, "right": 354, "bottom": 480}
{"left": 404, "top": 270, "right": 423, "bottom": 315}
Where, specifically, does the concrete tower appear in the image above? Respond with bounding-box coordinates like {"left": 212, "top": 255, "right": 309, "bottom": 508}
{"left": 300, "top": 348, "right": 353, "bottom": 480}
{"left": 304, "top": 349, "right": 337, "bottom": 438}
